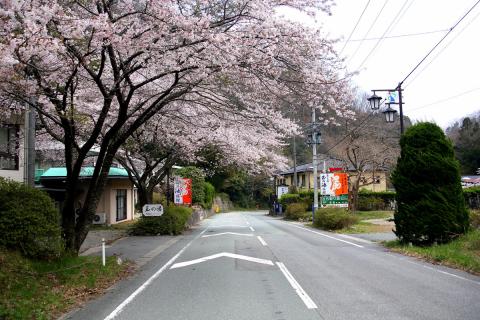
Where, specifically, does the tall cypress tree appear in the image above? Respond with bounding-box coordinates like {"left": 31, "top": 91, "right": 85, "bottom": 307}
{"left": 392, "top": 122, "right": 469, "bottom": 245}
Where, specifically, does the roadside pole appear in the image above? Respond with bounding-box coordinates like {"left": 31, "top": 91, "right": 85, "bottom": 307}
{"left": 312, "top": 107, "right": 319, "bottom": 216}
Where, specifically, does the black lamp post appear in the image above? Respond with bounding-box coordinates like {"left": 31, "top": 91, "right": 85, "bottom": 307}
{"left": 368, "top": 82, "right": 405, "bottom": 134}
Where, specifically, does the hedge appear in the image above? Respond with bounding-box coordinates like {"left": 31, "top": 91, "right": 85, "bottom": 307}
{"left": 284, "top": 202, "right": 309, "bottom": 220}
{"left": 313, "top": 207, "right": 358, "bottom": 230}
{"left": 358, "top": 190, "right": 396, "bottom": 211}
{"left": 129, "top": 206, "right": 192, "bottom": 236}
{"left": 203, "top": 182, "right": 215, "bottom": 209}
{"left": 0, "top": 178, "right": 64, "bottom": 260}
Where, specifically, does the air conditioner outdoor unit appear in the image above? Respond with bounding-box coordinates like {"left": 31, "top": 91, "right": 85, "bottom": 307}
{"left": 92, "top": 213, "right": 107, "bottom": 224}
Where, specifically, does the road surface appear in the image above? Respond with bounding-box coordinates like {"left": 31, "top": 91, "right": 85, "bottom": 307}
{"left": 67, "top": 211, "right": 480, "bottom": 320}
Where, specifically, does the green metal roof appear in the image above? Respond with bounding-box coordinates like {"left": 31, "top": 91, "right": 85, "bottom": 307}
{"left": 41, "top": 167, "right": 129, "bottom": 178}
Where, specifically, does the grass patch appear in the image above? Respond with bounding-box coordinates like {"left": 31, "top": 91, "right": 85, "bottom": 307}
{"left": 334, "top": 211, "right": 394, "bottom": 234}
{"left": 354, "top": 211, "right": 393, "bottom": 220}
{"left": 0, "top": 248, "right": 132, "bottom": 319}
{"left": 384, "top": 229, "right": 480, "bottom": 275}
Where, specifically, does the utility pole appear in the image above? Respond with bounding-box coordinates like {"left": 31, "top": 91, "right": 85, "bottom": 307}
{"left": 24, "top": 102, "right": 36, "bottom": 187}
{"left": 293, "top": 134, "right": 297, "bottom": 191}
{"left": 312, "top": 107, "right": 319, "bottom": 213}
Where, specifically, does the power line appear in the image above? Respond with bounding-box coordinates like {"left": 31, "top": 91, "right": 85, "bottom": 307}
{"left": 356, "top": 0, "right": 410, "bottom": 71}
{"left": 339, "top": 0, "right": 372, "bottom": 55}
{"left": 408, "top": 87, "right": 480, "bottom": 112}
{"left": 404, "top": 6, "right": 480, "bottom": 88}
{"left": 400, "top": 0, "right": 480, "bottom": 85}
{"left": 347, "top": 0, "right": 390, "bottom": 63}
{"left": 386, "top": 0, "right": 415, "bottom": 36}
{"left": 345, "top": 29, "right": 449, "bottom": 42}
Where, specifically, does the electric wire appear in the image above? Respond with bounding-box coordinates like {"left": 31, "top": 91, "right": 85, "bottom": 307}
{"left": 345, "top": 29, "right": 448, "bottom": 42}
{"left": 346, "top": 0, "right": 390, "bottom": 63}
{"left": 356, "top": 0, "right": 410, "bottom": 71}
{"left": 408, "top": 87, "right": 480, "bottom": 112}
{"left": 386, "top": 0, "right": 415, "bottom": 36}
{"left": 339, "top": 0, "right": 372, "bottom": 55}
{"left": 400, "top": 0, "right": 480, "bottom": 85}
{"left": 404, "top": 5, "right": 480, "bottom": 88}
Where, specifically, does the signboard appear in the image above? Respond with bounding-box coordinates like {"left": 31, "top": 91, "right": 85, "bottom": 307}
{"left": 320, "top": 173, "right": 348, "bottom": 196}
{"left": 321, "top": 194, "right": 348, "bottom": 208}
{"left": 174, "top": 177, "right": 192, "bottom": 205}
{"left": 142, "top": 204, "right": 164, "bottom": 216}
{"left": 277, "top": 186, "right": 289, "bottom": 199}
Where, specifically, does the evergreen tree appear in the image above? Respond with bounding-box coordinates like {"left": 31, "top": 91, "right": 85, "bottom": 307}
{"left": 392, "top": 123, "right": 469, "bottom": 245}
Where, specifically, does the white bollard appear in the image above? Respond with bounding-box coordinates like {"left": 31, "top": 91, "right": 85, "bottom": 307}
{"left": 102, "top": 238, "right": 106, "bottom": 266}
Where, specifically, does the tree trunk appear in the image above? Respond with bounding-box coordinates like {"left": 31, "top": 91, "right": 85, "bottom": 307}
{"left": 349, "top": 175, "right": 361, "bottom": 214}
{"left": 137, "top": 183, "right": 153, "bottom": 209}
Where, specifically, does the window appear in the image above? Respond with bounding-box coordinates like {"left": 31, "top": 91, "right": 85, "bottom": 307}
{"left": 0, "top": 125, "right": 19, "bottom": 170}
{"left": 116, "top": 189, "right": 127, "bottom": 221}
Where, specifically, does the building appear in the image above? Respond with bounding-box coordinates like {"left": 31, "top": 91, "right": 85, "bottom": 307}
{"left": 0, "top": 112, "right": 30, "bottom": 182}
{"left": 39, "top": 167, "right": 136, "bottom": 225}
{"left": 278, "top": 155, "right": 388, "bottom": 193}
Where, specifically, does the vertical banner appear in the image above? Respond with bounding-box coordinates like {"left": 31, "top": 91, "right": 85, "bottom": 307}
{"left": 320, "top": 173, "right": 348, "bottom": 196}
{"left": 174, "top": 177, "right": 192, "bottom": 205}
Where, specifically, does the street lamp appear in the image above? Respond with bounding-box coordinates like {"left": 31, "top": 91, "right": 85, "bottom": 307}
{"left": 383, "top": 105, "right": 397, "bottom": 123}
{"left": 368, "top": 82, "right": 404, "bottom": 134}
{"left": 367, "top": 92, "right": 382, "bottom": 110}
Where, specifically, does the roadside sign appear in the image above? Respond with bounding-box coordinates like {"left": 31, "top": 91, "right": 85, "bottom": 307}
{"left": 277, "top": 185, "right": 289, "bottom": 198}
{"left": 174, "top": 177, "right": 192, "bottom": 205}
{"left": 320, "top": 173, "right": 348, "bottom": 196}
{"left": 142, "top": 204, "right": 164, "bottom": 216}
{"left": 321, "top": 194, "right": 348, "bottom": 207}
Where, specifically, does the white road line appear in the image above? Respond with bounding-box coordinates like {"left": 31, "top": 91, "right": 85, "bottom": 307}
{"left": 337, "top": 234, "right": 373, "bottom": 244}
{"left": 170, "top": 252, "right": 274, "bottom": 269}
{"left": 276, "top": 262, "right": 318, "bottom": 309}
{"left": 202, "top": 232, "right": 254, "bottom": 238}
{"left": 249, "top": 226, "right": 255, "bottom": 232}
{"left": 103, "top": 228, "right": 208, "bottom": 320}
{"left": 257, "top": 236, "right": 268, "bottom": 246}
{"left": 246, "top": 221, "right": 250, "bottom": 226}
{"left": 287, "top": 223, "right": 364, "bottom": 248}
{"left": 209, "top": 225, "right": 250, "bottom": 228}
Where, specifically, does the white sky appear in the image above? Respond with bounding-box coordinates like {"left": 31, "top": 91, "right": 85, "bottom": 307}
{"left": 280, "top": 0, "right": 480, "bottom": 128}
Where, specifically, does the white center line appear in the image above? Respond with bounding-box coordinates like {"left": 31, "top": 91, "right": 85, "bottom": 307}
{"left": 286, "top": 223, "right": 364, "bottom": 248}
{"left": 276, "top": 262, "right": 318, "bottom": 309}
{"left": 257, "top": 236, "right": 267, "bottom": 246}
{"left": 103, "top": 228, "right": 208, "bottom": 320}
{"left": 249, "top": 226, "right": 255, "bottom": 232}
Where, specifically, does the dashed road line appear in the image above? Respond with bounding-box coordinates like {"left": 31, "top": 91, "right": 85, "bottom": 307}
{"left": 202, "top": 232, "right": 254, "bottom": 238}
{"left": 276, "top": 262, "right": 318, "bottom": 309}
{"left": 249, "top": 226, "right": 255, "bottom": 232}
{"left": 257, "top": 236, "right": 267, "bottom": 246}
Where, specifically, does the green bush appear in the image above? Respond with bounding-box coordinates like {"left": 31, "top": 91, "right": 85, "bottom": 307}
{"left": 279, "top": 193, "right": 301, "bottom": 210}
{"left": 358, "top": 190, "right": 396, "bottom": 211}
{"left": 470, "top": 210, "right": 480, "bottom": 229}
{"left": 0, "top": 178, "right": 64, "bottom": 260}
{"left": 175, "top": 166, "right": 205, "bottom": 205}
{"left": 313, "top": 207, "right": 358, "bottom": 230}
{"left": 284, "top": 202, "right": 308, "bottom": 220}
{"left": 392, "top": 123, "right": 469, "bottom": 245}
{"left": 129, "top": 206, "right": 192, "bottom": 236}
{"left": 464, "top": 187, "right": 480, "bottom": 209}
{"left": 203, "top": 182, "right": 215, "bottom": 209}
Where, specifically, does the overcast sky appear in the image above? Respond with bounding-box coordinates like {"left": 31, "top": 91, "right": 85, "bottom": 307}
{"left": 280, "top": 0, "right": 480, "bottom": 128}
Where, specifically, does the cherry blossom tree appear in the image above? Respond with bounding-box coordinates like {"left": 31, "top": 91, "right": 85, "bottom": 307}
{"left": 0, "top": 0, "right": 349, "bottom": 252}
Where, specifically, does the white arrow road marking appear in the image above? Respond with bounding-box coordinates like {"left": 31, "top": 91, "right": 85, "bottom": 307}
{"left": 209, "top": 225, "right": 251, "bottom": 228}
{"left": 170, "top": 252, "right": 274, "bottom": 269}
{"left": 257, "top": 236, "right": 267, "bottom": 246}
{"left": 276, "top": 262, "right": 318, "bottom": 309}
{"left": 202, "top": 232, "right": 254, "bottom": 238}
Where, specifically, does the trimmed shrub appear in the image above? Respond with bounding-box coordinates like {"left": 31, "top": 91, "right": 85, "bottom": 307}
{"left": 129, "top": 206, "right": 192, "bottom": 236}
{"left": 470, "top": 210, "right": 480, "bottom": 229}
{"left": 175, "top": 166, "right": 205, "bottom": 205}
{"left": 392, "top": 123, "right": 469, "bottom": 245}
{"left": 203, "top": 182, "right": 215, "bottom": 209}
{"left": 279, "top": 193, "right": 301, "bottom": 211}
{"left": 358, "top": 190, "right": 396, "bottom": 211}
{"left": 313, "top": 208, "right": 358, "bottom": 230}
{"left": 284, "top": 202, "right": 308, "bottom": 220}
{"left": 0, "top": 178, "right": 64, "bottom": 260}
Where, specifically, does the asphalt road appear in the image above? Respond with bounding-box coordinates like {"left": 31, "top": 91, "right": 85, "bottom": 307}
{"left": 67, "top": 211, "right": 480, "bottom": 320}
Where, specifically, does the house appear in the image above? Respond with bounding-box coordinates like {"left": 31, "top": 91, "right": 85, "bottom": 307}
{"left": 0, "top": 112, "right": 32, "bottom": 183}
{"left": 277, "top": 155, "right": 388, "bottom": 193}
{"left": 39, "top": 167, "right": 136, "bottom": 225}
{"left": 462, "top": 175, "right": 480, "bottom": 188}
